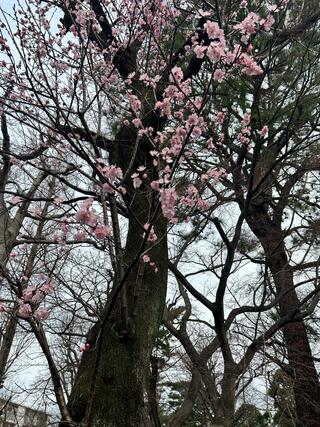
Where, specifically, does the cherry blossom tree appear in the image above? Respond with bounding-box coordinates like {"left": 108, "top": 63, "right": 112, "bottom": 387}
{"left": 0, "top": 0, "right": 320, "bottom": 426}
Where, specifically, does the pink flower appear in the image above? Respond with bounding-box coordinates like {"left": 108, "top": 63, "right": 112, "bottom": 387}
{"left": 80, "top": 343, "right": 90, "bottom": 352}
{"left": 234, "top": 12, "right": 260, "bottom": 35}
{"left": 75, "top": 199, "right": 98, "bottom": 227}
{"left": 170, "top": 66, "right": 184, "bottom": 82}
{"left": 34, "top": 308, "right": 49, "bottom": 320}
{"left": 194, "top": 45, "right": 206, "bottom": 59}
{"left": 131, "top": 173, "right": 143, "bottom": 189}
{"left": 155, "top": 98, "right": 171, "bottom": 117}
{"left": 99, "top": 165, "right": 123, "bottom": 193}
{"left": 19, "top": 303, "right": 32, "bottom": 318}
{"left": 215, "top": 111, "right": 226, "bottom": 125}
{"left": 142, "top": 254, "right": 150, "bottom": 263}
{"left": 201, "top": 168, "right": 227, "bottom": 181}
{"left": 159, "top": 188, "right": 177, "bottom": 220}
{"left": 204, "top": 21, "right": 225, "bottom": 42}
{"left": 22, "top": 286, "right": 37, "bottom": 302}
{"left": 0, "top": 303, "right": 6, "bottom": 313}
{"left": 9, "top": 251, "right": 17, "bottom": 257}
{"left": 242, "top": 113, "right": 251, "bottom": 126}
{"left": 74, "top": 230, "right": 87, "bottom": 241}
{"left": 41, "top": 280, "right": 55, "bottom": 294}
{"left": 144, "top": 223, "right": 158, "bottom": 242}
{"left": 93, "top": 225, "right": 112, "bottom": 239}
{"left": 240, "top": 54, "right": 263, "bottom": 76}
{"left": 213, "top": 69, "right": 225, "bottom": 82}
{"left": 207, "top": 42, "right": 225, "bottom": 63}
{"left": 132, "top": 118, "right": 142, "bottom": 128}
{"left": 10, "top": 196, "right": 22, "bottom": 205}
{"left": 53, "top": 197, "right": 63, "bottom": 205}
{"left": 187, "top": 113, "right": 198, "bottom": 127}
{"left": 261, "top": 15, "right": 275, "bottom": 32}
{"left": 151, "top": 180, "right": 161, "bottom": 191}
{"left": 150, "top": 262, "right": 158, "bottom": 273}
{"left": 259, "top": 125, "right": 269, "bottom": 136}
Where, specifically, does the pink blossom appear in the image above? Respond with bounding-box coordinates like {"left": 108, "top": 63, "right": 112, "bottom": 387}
{"left": 194, "top": 45, "right": 206, "bottom": 59}
{"left": 259, "top": 125, "right": 269, "bottom": 136}
{"left": 19, "top": 303, "right": 32, "bottom": 318}
{"left": 207, "top": 42, "right": 225, "bottom": 63}
{"left": 213, "top": 69, "right": 225, "bottom": 82}
{"left": 215, "top": 111, "right": 226, "bottom": 125}
{"left": 41, "top": 280, "right": 55, "bottom": 294}
{"left": 261, "top": 15, "right": 275, "bottom": 32}
{"left": 22, "top": 286, "right": 37, "bottom": 302}
{"left": 10, "top": 196, "right": 22, "bottom": 205}
{"left": 74, "top": 230, "right": 87, "bottom": 241}
{"left": 75, "top": 199, "right": 98, "bottom": 227}
{"left": 159, "top": 188, "right": 177, "bottom": 219}
{"left": 144, "top": 223, "right": 158, "bottom": 242}
{"left": 192, "top": 127, "right": 202, "bottom": 137}
{"left": 80, "top": 343, "right": 90, "bottom": 352}
{"left": 180, "top": 196, "right": 195, "bottom": 208}
{"left": 201, "top": 168, "right": 227, "bottom": 182}
{"left": 234, "top": 12, "right": 260, "bottom": 35}
{"left": 9, "top": 251, "right": 17, "bottom": 257}
{"left": 93, "top": 225, "right": 112, "bottom": 239}
{"left": 196, "top": 198, "right": 211, "bottom": 210}
{"left": 129, "top": 95, "right": 141, "bottom": 113}
{"left": 0, "top": 303, "right": 6, "bottom": 313}
{"left": 187, "top": 113, "right": 198, "bottom": 127}
{"left": 34, "top": 307, "right": 49, "bottom": 320}
{"left": 150, "top": 262, "right": 158, "bottom": 273}
{"left": 242, "top": 113, "right": 251, "bottom": 126}
{"left": 151, "top": 180, "right": 161, "bottom": 191}
{"left": 131, "top": 173, "right": 143, "bottom": 189}
{"left": 132, "top": 118, "right": 142, "bottom": 128}
{"left": 155, "top": 99, "right": 171, "bottom": 117}
{"left": 101, "top": 165, "right": 123, "bottom": 193}
{"left": 53, "top": 197, "right": 63, "bottom": 205}
{"left": 142, "top": 254, "right": 150, "bottom": 263}
{"left": 187, "top": 185, "right": 198, "bottom": 196}
{"left": 170, "top": 66, "right": 184, "bottom": 82}
{"left": 204, "top": 21, "right": 225, "bottom": 42}
{"left": 240, "top": 53, "right": 263, "bottom": 76}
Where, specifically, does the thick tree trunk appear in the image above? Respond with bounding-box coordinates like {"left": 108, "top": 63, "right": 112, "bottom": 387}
{"left": 247, "top": 209, "right": 320, "bottom": 426}
{"left": 67, "top": 213, "right": 167, "bottom": 426}
{"left": 213, "top": 363, "right": 237, "bottom": 427}
{"left": 66, "top": 126, "right": 168, "bottom": 426}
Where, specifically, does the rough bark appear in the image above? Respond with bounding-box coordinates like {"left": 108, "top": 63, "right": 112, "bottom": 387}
{"left": 0, "top": 310, "right": 17, "bottom": 386}
{"left": 148, "top": 356, "right": 161, "bottom": 427}
{"left": 246, "top": 207, "right": 320, "bottom": 426}
{"left": 67, "top": 213, "right": 167, "bottom": 426}
{"left": 65, "top": 124, "right": 168, "bottom": 426}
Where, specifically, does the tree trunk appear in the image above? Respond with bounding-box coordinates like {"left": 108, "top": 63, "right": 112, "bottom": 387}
{"left": 66, "top": 128, "right": 168, "bottom": 426}
{"left": 247, "top": 208, "right": 320, "bottom": 426}
{"left": 166, "top": 369, "right": 201, "bottom": 427}
{"left": 0, "top": 309, "right": 18, "bottom": 387}
{"left": 214, "top": 363, "right": 237, "bottom": 427}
